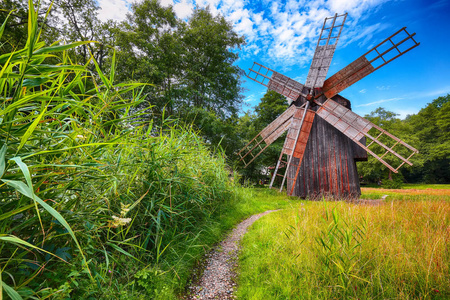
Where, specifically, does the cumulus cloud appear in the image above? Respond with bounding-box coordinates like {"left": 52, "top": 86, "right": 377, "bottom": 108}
{"left": 97, "top": 0, "right": 388, "bottom": 68}
{"left": 98, "top": 0, "right": 130, "bottom": 22}
{"left": 173, "top": 0, "right": 194, "bottom": 19}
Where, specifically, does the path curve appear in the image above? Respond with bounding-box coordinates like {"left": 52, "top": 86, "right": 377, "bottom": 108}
{"left": 185, "top": 210, "right": 278, "bottom": 300}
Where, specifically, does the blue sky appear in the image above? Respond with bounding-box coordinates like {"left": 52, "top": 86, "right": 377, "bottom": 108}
{"left": 97, "top": 0, "right": 450, "bottom": 119}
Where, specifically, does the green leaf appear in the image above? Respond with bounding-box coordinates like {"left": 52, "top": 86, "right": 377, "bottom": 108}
{"left": 91, "top": 54, "right": 111, "bottom": 89}
{"left": 17, "top": 106, "right": 47, "bottom": 152}
{"left": 33, "top": 41, "right": 95, "bottom": 55}
{"left": 0, "top": 203, "right": 35, "bottom": 221}
{"left": 106, "top": 242, "right": 141, "bottom": 263}
{"left": 0, "top": 234, "right": 66, "bottom": 261}
{"left": 22, "top": 77, "right": 51, "bottom": 87}
{"left": 25, "top": 64, "right": 85, "bottom": 75}
{"left": 110, "top": 49, "right": 116, "bottom": 83}
{"left": 1, "top": 280, "right": 23, "bottom": 300}
{"left": 2, "top": 158, "right": 90, "bottom": 276}
{"left": 0, "top": 11, "right": 13, "bottom": 41}
{"left": 26, "top": 0, "right": 38, "bottom": 58}
{"left": 0, "top": 144, "right": 6, "bottom": 177}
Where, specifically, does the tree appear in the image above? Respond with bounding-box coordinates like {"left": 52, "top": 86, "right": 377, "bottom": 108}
{"left": 113, "top": 2, "right": 245, "bottom": 120}
{"left": 358, "top": 108, "right": 411, "bottom": 186}
{"left": 179, "top": 7, "right": 245, "bottom": 118}
{"left": 0, "top": 0, "right": 59, "bottom": 53}
{"left": 235, "top": 91, "right": 288, "bottom": 182}
{"left": 113, "top": 0, "right": 181, "bottom": 116}
{"left": 404, "top": 94, "right": 450, "bottom": 183}
{"left": 254, "top": 90, "right": 289, "bottom": 127}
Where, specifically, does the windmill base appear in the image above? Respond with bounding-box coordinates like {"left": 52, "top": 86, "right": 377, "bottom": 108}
{"left": 286, "top": 97, "right": 365, "bottom": 200}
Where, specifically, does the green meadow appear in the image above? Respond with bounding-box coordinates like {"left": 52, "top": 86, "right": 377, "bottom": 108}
{"left": 237, "top": 187, "right": 450, "bottom": 299}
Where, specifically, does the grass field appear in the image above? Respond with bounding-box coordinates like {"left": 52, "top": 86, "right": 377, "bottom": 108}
{"left": 237, "top": 186, "right": 450, "bottom": 299}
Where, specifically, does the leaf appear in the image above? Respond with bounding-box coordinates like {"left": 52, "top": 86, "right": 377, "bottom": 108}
{"left": 0, "top": 144, "right": 6, "bottom": 177}
{"left": 33, "top": 41, "right": 96, "bottom": 55}
{"left": 110, "top": 49, "right": 116, "bottom": 83}
{"left": 1, "top": 280, "right": 23, "bottom": 300}
{"left": 2, "top": 159, "right": 90, "bottom": 275}
{"left": 106, "top": 242, "right": 141, "bottom": 263}
{"left": 26, "top": 0, "right": 38, "bottom": 58}
{"left": 25, "top": 64, "right": 85, "bottom": 75}
{"left": 0, "top": 203, "right": 35, "bottom": 221}
{"left": 0, "top": 11, "right": 13, "bottom": 41}
{"left": 17, "top": 105, "right": 47, "bottom": 153}
{"left": 0, "top": 234, "right": 66, "bottom": 261}
{"left": 22, "top": 77, "right": 51, "bottom": 87}
{"left": 91, "top": 53, "right": 111, "bottom": 89}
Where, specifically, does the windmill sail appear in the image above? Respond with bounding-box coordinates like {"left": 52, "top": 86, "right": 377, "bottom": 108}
{"left": 269, "top": 105, "right": 315, "bottom": 193}
{"left": 322, "top": 27, "right": 419, "bottom": 99}
{"left": 305, "top": 13, "right": 347, "bottom": 88}
{"left": 238, "top": 105, "right": 297, "bottom": 167}
{"left": 316, "top": 99, "right": 419, "bottom": 172}
{"left": 246, "top": 62, "right": 307, "bottom": 102}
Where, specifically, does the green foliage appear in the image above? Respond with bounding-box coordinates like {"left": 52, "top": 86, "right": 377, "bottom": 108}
{"left": 314, "top": 208, "right": 368, "bottom": 295}
{"left": 404, "top": 94, "right": 450, "bottom": 183}
{"left": 359, "top": 98, "right": 450, "bottom": 185}
{"left": 113, "top": 0, "right": 245, "bottom": 119}
{"left": 235, "top": 91, "right": 288, "bottom": 183}
{"left": 0, "top": 3, "right": 252, "bottom": 298}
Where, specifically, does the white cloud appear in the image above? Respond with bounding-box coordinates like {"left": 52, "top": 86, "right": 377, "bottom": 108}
{"left": 359, "top": 89, "right": 367, "bottom": 93}
{"left": 96, "top": 0, "right": 389, "bottom": 69}
{"left": 160, "top": 0, "right": 174, "bottom": 6}
{"left": 97, "top": 0, "right": 130, "bottom": 22}
{"left": 356, "top": 97, "right": 403, "bottom": 107}
{"left": 173, "top": 0, "right": 194, "bottom": 19}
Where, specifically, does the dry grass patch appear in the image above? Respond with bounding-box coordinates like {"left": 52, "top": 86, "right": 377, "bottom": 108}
{"left": 238, "top": 196, "right": 450, "bottom": 299}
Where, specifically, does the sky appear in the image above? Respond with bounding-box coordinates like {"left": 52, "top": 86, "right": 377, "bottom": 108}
{"left": 96, "top": 0, "right": 450, "bottom": 119}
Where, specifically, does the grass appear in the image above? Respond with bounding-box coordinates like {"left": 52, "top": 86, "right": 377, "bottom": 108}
{"left": 237, "top": 187, "right": 450, "bottom": 299}
{"left": 361, "top": 185, "right": 450, "bottom": 202}
{"left": 0, "top": 3, "right": 297, "bottom": 298}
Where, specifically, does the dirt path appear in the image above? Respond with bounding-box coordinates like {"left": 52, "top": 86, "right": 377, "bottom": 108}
{"left": 185, "top": 210, "right": 278, "bottom": 300}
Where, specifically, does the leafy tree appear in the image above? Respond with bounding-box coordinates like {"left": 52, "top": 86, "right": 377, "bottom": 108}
{"left": 404, "top": 94, "right": 450, "bottom": 183}
{"left": 254, "top": 90, "right": 289, "bottom": 128}
{"left": 236, "top": 91, "right": 288, "bottom": 183}
{"left": 113, "top": 2, "right": 245, "bottom": 120}
{"left": 357, "top": 108, "right": 411, "bottom": 186}
{"left": 114, "top": 0, "right": 180, "bottom": 116}
{"left": 50, "top": 0, "right": 114, "bottom": 68}
{"left": 0, "top": 0, "right": 59, "bottom": 52}
{"left": 179, "top": 7, "right": 245, "bottom": 118}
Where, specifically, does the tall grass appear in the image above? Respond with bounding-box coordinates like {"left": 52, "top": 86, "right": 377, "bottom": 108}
{"left": 237, "top": 195, "right": 450, "bottom": 299}
{"left": 0, "top": 2, "right": 268, "bottom": 299}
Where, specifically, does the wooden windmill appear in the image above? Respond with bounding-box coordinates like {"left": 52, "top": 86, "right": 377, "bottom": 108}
{"left": 238, "top": 13, "right": 420, "bottom": 199}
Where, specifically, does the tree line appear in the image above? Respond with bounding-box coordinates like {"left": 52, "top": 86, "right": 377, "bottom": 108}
{"left": 2, "top": 0, "right": 448, "bottom": 185}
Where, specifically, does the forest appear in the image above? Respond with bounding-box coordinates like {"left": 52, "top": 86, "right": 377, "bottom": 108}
{"left": 0, "top": 0, "right": 449, "bottom": 299}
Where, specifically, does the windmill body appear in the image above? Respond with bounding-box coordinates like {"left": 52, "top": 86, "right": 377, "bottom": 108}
{"left": 287, "top": 94, "right": 367, "bottom": 199}
{"left": 238, "top": 13, "right": 420, "bottom": 199}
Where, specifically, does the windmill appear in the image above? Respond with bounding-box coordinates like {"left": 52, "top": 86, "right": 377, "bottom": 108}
{"left": 237, "top": 13, "right": 420, "bottom": 199}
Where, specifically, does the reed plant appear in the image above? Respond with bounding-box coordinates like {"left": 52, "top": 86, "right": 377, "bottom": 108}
{"left": 0, "top": 1, "right": 262, "bottom": 298}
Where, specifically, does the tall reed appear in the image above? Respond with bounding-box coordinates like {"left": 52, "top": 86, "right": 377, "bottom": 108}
{"left": 1, "top": 1, "right": 237, "bottom": 298}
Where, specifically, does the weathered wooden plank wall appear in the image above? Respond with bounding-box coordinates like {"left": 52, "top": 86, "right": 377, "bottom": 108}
{"left": 287, "top": 96, "right": 362, "bottom": 199}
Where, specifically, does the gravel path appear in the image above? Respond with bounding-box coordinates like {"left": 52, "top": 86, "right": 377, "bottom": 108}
{"left": 185, "top": 210, "right": 278, "bottom": 300}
